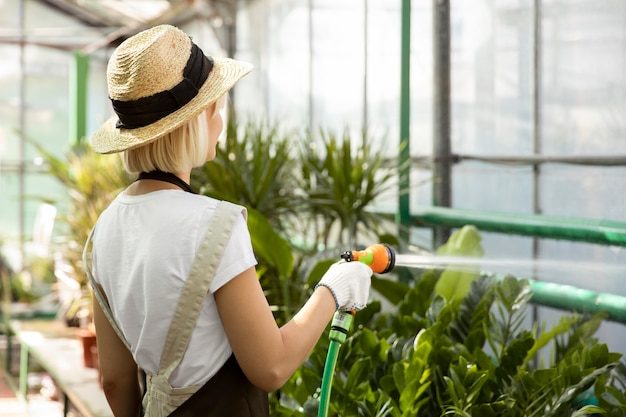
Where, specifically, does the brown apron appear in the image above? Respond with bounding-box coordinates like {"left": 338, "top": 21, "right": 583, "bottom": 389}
{"left": 83, "top": 200, "right": 269, "bottom": 416}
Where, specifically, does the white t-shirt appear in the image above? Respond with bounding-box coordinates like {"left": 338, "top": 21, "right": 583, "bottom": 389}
{"left": 91, "top": 189, "right": 257, "bottom": 388}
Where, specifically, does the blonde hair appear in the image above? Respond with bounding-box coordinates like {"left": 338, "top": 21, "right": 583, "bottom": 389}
{"left": 123, "top": 95, "right": 227, "bottom": 174}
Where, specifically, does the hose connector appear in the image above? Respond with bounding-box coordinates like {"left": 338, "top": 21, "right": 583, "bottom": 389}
{"left": 340, "top": 244, "right": 396, "bottom": 274}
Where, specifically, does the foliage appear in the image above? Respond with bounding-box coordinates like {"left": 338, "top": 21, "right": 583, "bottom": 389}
{"left": 191, "top": 120, "right": 301, "bottom": 233}
{"left": 298, "top": 129, "right": 396, "bottom": 248}
{"left": 270, "top": 226, "right": 626, "bottom": 416}
{"left": 193, "top": 121, "right": 397, "bottom": 324}
{"left": 434, "top": 225, "right": 484, "bottom": 302}
{"left": 191, "top": 121, "right": 310, "bottom": 323}
{"left": 34, "top": 142, "right": 130, "bottom": 286}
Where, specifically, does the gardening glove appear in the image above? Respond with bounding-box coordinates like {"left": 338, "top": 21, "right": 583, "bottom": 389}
{"left": 315, "top": 261, "right": 372, "bottom": 311}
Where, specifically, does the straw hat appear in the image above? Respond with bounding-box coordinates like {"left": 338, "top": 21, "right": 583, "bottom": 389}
{"left": 91, "top": 25, "right": 253, "bottom": 154}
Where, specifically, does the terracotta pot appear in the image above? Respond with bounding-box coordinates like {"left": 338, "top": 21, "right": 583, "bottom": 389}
{"left": 78, "top": 330, "right": 98, "bottom": 369}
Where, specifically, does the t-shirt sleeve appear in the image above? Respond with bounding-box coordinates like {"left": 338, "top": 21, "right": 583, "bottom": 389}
{"left": 209, "top": 211, "right": 258, "bottom": 293}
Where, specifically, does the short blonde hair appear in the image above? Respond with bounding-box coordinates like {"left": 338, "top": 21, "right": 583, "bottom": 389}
{"left": 123, "top": 95, "right": 226, "bottom": 174}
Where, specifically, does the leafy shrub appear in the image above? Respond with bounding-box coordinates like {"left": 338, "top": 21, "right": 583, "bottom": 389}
{"left": 271, "top": 227, "right": 626, "bottom": 417}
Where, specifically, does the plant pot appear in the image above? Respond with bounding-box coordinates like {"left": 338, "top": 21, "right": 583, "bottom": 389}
{"left": 78, "top": 329, "right": 98, "bottom": 369}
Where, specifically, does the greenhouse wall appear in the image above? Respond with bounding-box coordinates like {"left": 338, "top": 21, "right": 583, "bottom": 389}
{"left": 0, "top": 0, "right": 625, "bottom": 354}
{"left": 233, "top": 0, "right": 626, "bottom": 355}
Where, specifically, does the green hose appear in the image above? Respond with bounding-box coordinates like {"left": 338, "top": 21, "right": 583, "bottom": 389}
{"left": 318, "top": 311, "right": 354, "bottom": 417}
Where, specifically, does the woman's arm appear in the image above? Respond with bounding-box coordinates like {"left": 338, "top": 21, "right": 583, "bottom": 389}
{"left": 93, "top": 297, "right": 142, "bottom": 417}
{"left": 215, "top": 267, "right": 336, "bottom": 392}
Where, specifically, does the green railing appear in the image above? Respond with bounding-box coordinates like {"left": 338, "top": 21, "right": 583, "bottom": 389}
{"left": 527, "top": 279, "right": 626, "bottom": 324}
{"left": 411, "top": 206, "right": 626, "bottom": 247}
{"left": 377, "top": 206, "right": 626, "bottom": 324}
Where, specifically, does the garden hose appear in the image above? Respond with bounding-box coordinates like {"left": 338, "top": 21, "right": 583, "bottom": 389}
{"left": 318, "top": 244, "right": 396, "bottom": 417}
{"left": 318, "top": 310, "right": 354, "bottom": 417}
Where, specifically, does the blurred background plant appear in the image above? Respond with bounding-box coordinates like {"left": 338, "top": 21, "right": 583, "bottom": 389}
{"left": 0, "top": 241, "right": 16, "bottom": 306}
{"left": 31, "top": 142, "right": 130, "bottom": 327}
{"left": 298, "top": 129, "right": 397, "bottom": 251}
{"left": 33, "top": 142, "right": 130, "bottom": 288}
{"left": 192, "top": 120, "right": 301, "bottom": 233}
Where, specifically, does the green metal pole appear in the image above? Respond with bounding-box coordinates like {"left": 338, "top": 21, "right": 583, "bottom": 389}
{"left": 398, "top": 0, "right": 411, "bottom": 248}
{"left": 412, "top": 206, "right": 626, "bottom": 246}
{"left": 70, "top": 51, "right": 89, "bottom": 145}
{"left": 528, "top": 279, "right": 626, "bottom": 324}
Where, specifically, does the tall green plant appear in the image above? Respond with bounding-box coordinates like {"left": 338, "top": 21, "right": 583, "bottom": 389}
{"left": 192, "top": 120, "right": 301, "bottom": 232}
{"left": 299, "top": 129, "right": 396, "bottom": 248}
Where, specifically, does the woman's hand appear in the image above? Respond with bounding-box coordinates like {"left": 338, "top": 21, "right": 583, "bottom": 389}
{"left": 315, "top": 261, "right": 373, "bottom": 311}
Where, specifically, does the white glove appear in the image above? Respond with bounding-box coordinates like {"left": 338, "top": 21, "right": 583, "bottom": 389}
{"left": 315, "top": 261, "right": 373, "bottom": 311}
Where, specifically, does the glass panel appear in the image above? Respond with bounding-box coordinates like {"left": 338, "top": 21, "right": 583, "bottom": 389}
{"left": 451, "top": 0, "right": 533, "bottom": 154}
{"left": 0, "top": 43, "right": 21, "bottom": 161}
{"left": 542, "top": 0, "right": 626, "bottom": 154}
{"left": 235, "top": 0, "right": 270, "bottom": 120}
{"left": 411, "top": 1, "right": 433, "bottom": 157}
{"left": 266, "top": 0, "right": 310, "bottom": 129}
{"left": 367, "top": 0, "right": 400, "bottom": 154}
{"left": 0, "top": 172, "right": 20, "bottom": 240}
{"left": 23, "top": 45, "right": 70, "bottom": 159}
{"left": 24, "top": 172, "right": 66, "bottom": 239}
{"left": 0, "top": 105, "right": 20, "bottom": 161}
{"left": 87, "top": 49, "right": 114, "bottom": 139}
{"left": 541, "top": 165, "right": 626, "bottom": 220}
{"left": 0, "top": 0, "right": 19, "bottom": 28}
{"left": 312, "top": 0, "right": 364, "bottom": 131}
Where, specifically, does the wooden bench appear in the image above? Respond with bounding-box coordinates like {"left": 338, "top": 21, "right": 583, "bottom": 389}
{"left": 5, "top": 319, "right": 113, "bottom": 417}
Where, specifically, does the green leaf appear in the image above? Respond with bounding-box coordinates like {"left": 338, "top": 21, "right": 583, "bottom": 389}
{"left": 358, "top": 328, "right": 380, "bottom": 356}
{"left": 305, "top": 259, "right": 335, "bottom": 289}
{"left": 436, "top": 225, "right": 484, "bottom": 258}
{"left": 247, "top": 208, "right": 294, "bottom": 278}
{"left": 571, "top": 405, "right": 607, "bottom": 416}
{"left": 345, "top": 358, "right": 370, "bottom": 393}
{"left": 450, "top": 276, "right": 494, "bottom": 351}
{"left": 435, "top": 226, "right": 484, "bottom": 301}
{"left": 525, "top": 315, "right": 581, "bottom": 365}
{"left": 393, "top": 362, "right": 407, "bottom": 392}
{"left": 495, "top": 331, "right": 535, "bottom": 381}
{"left": 372, "top": 276, "right": 410, "bottom": 304}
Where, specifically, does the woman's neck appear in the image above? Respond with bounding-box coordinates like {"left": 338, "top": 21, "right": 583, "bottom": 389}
{"left": 125, "top": 170, "right": 191, "bottom": 196}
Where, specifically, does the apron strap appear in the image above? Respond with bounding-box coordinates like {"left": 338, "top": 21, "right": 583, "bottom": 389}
{"left": 158, "top": 201, "right": 246, "bottom": 377}
{"left": 83, "top": 226, "right": 132, "bottom": 351}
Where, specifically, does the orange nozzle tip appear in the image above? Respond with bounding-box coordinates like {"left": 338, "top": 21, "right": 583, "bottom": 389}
{"left": 368, "top": 243, "right": 390, "bottom": 274}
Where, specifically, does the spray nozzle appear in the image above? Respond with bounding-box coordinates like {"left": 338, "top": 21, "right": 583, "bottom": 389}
{"left": 340, "top": 244, "right": 396, "bottom": 274}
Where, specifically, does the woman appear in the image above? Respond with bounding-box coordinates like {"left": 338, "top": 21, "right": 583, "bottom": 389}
{"left": 84, "top": 25, "right": 372, "bottom": 417}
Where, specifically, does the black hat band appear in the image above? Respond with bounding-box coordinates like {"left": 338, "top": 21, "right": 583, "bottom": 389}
{"left": 111, "top": 41, "right": 214, "bottom": 130}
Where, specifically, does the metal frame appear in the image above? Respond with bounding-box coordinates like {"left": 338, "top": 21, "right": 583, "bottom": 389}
{"left": 432, "top": 0, "right": 452, "bottom": 247}
{"left": 398, "top": 0, "right": 411, "bottom": 249}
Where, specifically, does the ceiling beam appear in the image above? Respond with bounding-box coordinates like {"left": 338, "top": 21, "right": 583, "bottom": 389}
{"left": 37, "top": 0, "right": 115, "bottom": 27}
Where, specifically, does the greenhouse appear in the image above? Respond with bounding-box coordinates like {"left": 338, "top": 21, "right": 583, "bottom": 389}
{"left": 1, "top": 0, "right": 625, "bottom": 416}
